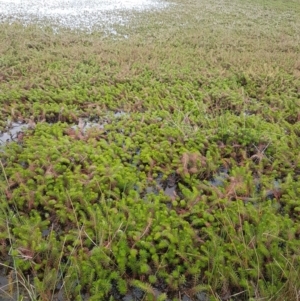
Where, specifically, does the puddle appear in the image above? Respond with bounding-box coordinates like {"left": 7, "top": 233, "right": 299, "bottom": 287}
{"left": 71, "top": 118, "right": 105, "bottom": 132}
{"left": 71, "top": 111, "right": 128, "bottom": 132}
{"left": 164, "top": 184, "right": 176, "bottom": 197}
{"left": 209, "top": 167, "right": 229, "bottom": 187}
{"left": 145, "top": 172, "right": 178, "bottom": 199}
{"left": 208, "top": 167, "right": 283, "bottom": 204}
{"left": 0, "top": 270, "right": 19, "bottom": 301}
{"left": 122, "top": 286, "right": 167, "bottom": 301}
{"left": 0, "top": 122, "right": 29, "bottom": 146}
{"left": 0, "top": 0, "right": 169, "bottom": 32}
{"left": 265, "top": 179, "right": 281, "bottom": 200}
{"left": 0, "top": 273, "right": 10, "bottom": 300}
{"left": 0, "top": 111, "right": 128, "bottom": 147}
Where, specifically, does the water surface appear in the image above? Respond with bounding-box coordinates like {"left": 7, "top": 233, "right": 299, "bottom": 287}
{"left": 0, "top": 0, "right": 169, "bottom": 32}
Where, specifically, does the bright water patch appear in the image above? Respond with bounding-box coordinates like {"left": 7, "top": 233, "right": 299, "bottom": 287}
{"left": 0, "top": 122, "right": 29, "bottom": 146}
{"left": 0, "top": 112, "right": 128, "bottom": 146}
{"left": 0, "top": 0, "right": 169, "bottom": 32}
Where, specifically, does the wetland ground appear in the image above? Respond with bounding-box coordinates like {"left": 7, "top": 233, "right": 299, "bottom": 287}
{"left": 0, "top": 0, "right": 300, "bottom": 300}
{"left": 0, "top": 0, "right": 169, "bottom": 33}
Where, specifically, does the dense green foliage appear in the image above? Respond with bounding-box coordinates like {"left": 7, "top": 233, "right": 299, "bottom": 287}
{"left": 0, "top": 0, "right": 300, "bottom": 300}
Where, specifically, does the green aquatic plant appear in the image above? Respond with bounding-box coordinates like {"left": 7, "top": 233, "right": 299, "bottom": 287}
{"left": 1, "top": 0, "right": 300, "bottom": 299}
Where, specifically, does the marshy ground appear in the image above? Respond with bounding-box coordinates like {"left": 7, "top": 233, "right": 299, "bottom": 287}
{"left": 0, "top": 0, "right": 300, "bottom": 300}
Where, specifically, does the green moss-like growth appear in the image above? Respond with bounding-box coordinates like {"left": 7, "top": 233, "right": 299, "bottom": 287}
{"left": 1, "top": 0, "right": 300, "bottom": 300}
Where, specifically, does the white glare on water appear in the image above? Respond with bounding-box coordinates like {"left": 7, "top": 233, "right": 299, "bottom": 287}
{"left": 0, "top": 0, "right": 168, "bottom": 31}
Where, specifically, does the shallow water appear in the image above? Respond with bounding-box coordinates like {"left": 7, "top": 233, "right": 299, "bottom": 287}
{"left": 0, "top": 0, "right": 169, "bottom": 32}
{"left": 0, "top": 112, "right": 128, "bottom": 147}
{"left": 0, "top": 122, "right": 29, "bottom": 146}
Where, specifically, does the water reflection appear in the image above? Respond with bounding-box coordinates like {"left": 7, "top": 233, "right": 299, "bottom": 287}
{"left": 0, "top": 0, "right": 168, "bottom": 31}
{"left": 0, "top": 122, "right": 29, "bottom": 146}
